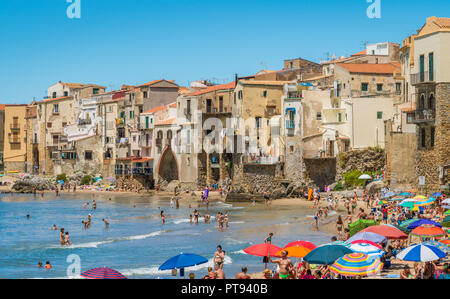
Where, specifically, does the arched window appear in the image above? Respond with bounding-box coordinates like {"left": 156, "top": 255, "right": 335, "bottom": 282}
{"left": 428, "top": 94, "right": 435, "bottom": 110}
{"left": 167, "top": 130, "right": 173, "bottom": 140}
{"left": 157, "top": 130, "right": 163, "bottom": 140}
{"left": 419, "top": 94, "right": 425, "bottom": 110}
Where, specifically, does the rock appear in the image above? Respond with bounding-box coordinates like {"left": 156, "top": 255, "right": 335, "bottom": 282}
{"left": 12, "top": 177, "right": 53, "bottom": 193}
{"left": 366, "top": 181, "right": 386, "bottom": 195}
{"left": 328, "top": 182, "right": 338, "bottom": 191}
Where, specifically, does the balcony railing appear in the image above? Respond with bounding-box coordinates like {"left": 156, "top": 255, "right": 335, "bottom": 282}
{"left": 413, "top": 109, "right": 436, "bottom": 122}
{"left": 286, "top": 92, "right": 301, "bottom": 99}
{"left": 411, "top": 71, "right": 435, "bottom": 85}
{"left": 10, "top": 124, "right": 20, "bottom": 130}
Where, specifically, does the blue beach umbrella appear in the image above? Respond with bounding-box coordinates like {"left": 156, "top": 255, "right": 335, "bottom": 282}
{"left": 431, "top": 192, "right": 443, "bottom": 198}
{"left": 407, "top": 219, "right": 442, "bottom": 230}
{"left": 159, "top": 253, "right": 208, "bottom": 276}
{"left": 347, "top": 243, "right": 385, "bottom": 258}
{"left": 304, "top": 245, "right": 353, "bottom": 265}
{"left": 57, "top": 180, "right": 65, "bottom": 185}
{"left": 399, "top": 192, "right": 413, "bottom": 197}
{"left": 422, "top": 241, "right": 450, "bottom": 254}
{"left": 397, "top": 244, "right": 446, "bottom": 262}
{"left": 347, "top": 232, "right": 387, "bottom": 244}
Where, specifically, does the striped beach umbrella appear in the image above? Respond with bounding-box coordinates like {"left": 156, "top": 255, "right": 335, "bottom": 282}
{"left": 397, "top": 244, "right": 446, "bottom": 262}
{"left": 81, "top": 267, "right": 127, "bottom": 279}
{"left": 330, "top": 253, "right": 383, "bottom": 277}
{"left": 347, "top": 243, "right": 385, "bottom": 258}
{"left": 407, "top": 219, "right": 442, "bottom": 230}
{"left": 347, "top": 232, "right": 387, "bottom": 244}
{"left": 410, "top": 224, "right": 446, "bottom": 238}
{"left": 414, "top": 195, "right": 427, "bottom": 200}
{"left": 399, "top": 219, "right": 419, "bottom": 229}
{"left": 422, "top": 241, "right": 450, "bottom": 254}
{"left": 414, "top": 198, "right": 436, "bottom": 207}
{"left": 350, "top": 240, "right": 383, "bottom": 250}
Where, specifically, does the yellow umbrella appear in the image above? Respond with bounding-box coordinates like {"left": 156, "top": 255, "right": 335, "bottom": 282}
{"left": 276, "top": 246, "right": 312, "bottom": 258}
{"left": 413, "top": 195, "right": 427, "bottom": 200}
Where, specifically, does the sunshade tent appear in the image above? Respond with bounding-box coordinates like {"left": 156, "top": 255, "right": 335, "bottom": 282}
{"left": 81, "top": 267, "right": 126, "bottom": 279}
{"left": 397, "top": 244, "right": 446, "bottom": 262}
{"left": 410, "top": 224, "right": 445, "bottom": 238}
{"left": 358, "top": 174, "right": 372, "bottom": 180}
{"left": 359, "top": 225, "right": 408, "bottom": 240}
{"left": 330, "top": 253, "right": 383, "bottom": 277}
{"left": 303, "top": 245, "right": 353, "bottom": 265}
{"left": 347, "top": 231, "right": 387, "bottom": 244}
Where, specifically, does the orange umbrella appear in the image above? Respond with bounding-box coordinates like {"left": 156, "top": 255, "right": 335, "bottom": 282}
{"left": 440, "top": 239, "right": 450, "bottom": 246}
{"left": 411, "top": 224, "right": 446, "bottom": 238}
{"left": 283, "top": 241, "right": 317, "bottom": 250}
{"left": 276, "top": 246, "right": 312, "bottom": 258}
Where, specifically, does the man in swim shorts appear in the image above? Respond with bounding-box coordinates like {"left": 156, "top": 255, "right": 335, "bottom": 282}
{"left": 268, "top": 250, "right": 293, "bottom": 279}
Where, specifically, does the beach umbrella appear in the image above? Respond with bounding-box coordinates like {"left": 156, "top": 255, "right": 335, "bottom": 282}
{"left": 410, "top": 206, "right": 425, "bottom": 212}
{"left": 410, "top": 224, "right": 446, "bottom": 238}
{"left": 350, "top": 240, "right": 383, "bottom": 250}
{"left": 397, "top": 244, "right": 446, "bottom": 262}
{"left": 422, "top": 241, "right": 450, "bottom": 254}
{"left": 243, "top": 244, "right": 282, "bottom": 257}
{"left": 358, "top": 174, "right": 372, "bottom": 180}
{"left": 81, "top": 267, "right": 127, "bottom": 279}
{"left": 382, "top": 191, "right": 396, "bottom": 199}
{"left": 360, "top": 225, "right": 408, "bottom": 240}
{"left": 276, "top": 246, "right": 312, "bottom": 258}
{"left": 414, "top": 198, "right": 436, "bottom": 207}
{"left": 399, "top": 192, "right": 413, "bottom": 197}
{"left": 414, "top": 195, "right": 427, "bottom": 200}
{"left": 432, "top": 192, "right": 443, "bottom": 198}
{"left": 159, "top": 253, "right": 208, "bottom": 272}
{"left": 442, "top": 216, "right": 450, "bottom": 228}
{"left": 303, "top": 245, "right": 353, "bottom": 265}
{"left": 443, "top": 206, "right": 450, "bottom": 210}
{"left": 440, "top": 240, "right": 450, "bottom": 246}
{"left": 444, "top": 210, "right": 450, "bottom": 215}
{"left": 442, "top": 199, "right": 450, "bottom": 205}
{"left": 326, "top": 240, "right": 351, "bottom": 246}
{"left": 330, "top": 253, "right": 383, "bottom": 277}
{"left": 407, "top": 219, "right": 442, "bottom": 230}
{"left": 400, "top": 201, "right": 415, "bottom": 209}
{"left": 399, "top": 219, "right": 419, "bottom": 229}
{"left": 347, "top": 243, "right": 385, "bottom": 258}
{"left": 283, "top": 241, "right": 317, "bottom": 250}
{"left": 389, "top": 196, "right": 405, "bottom": 201}
{"left": 347, "top": 232, "right": 387, "bottom": 244}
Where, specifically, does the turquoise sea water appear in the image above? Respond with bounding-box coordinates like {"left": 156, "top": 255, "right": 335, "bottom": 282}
{"left": 0, "top": 193, "right": 333, "bottom": 279}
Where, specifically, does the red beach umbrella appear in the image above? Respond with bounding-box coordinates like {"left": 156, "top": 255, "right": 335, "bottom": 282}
{"left": 81, "top": 267, "right": 126, "bottom": 279}
{"left": 283, "top": 241, "right": 317, "bottom": 250}
{"left": 360, "top": 225, "right": 408, "bottom": 240}
{"left": 243, "top": 244, "right": 282, "bottom": 257}
{"left": 350, "top": 240, "right": 383, "bottom": 250}
{"left": 411, "top": 224, "right": 446, "bottom": 238}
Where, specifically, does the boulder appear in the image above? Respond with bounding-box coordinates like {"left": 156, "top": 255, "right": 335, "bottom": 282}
{"left": 366, "top": 181, "right": 386, "bottom": 195}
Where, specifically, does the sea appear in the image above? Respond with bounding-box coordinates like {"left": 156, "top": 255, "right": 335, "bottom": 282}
{"left": 0, "top": 192, "right": 333, "bottom": 279}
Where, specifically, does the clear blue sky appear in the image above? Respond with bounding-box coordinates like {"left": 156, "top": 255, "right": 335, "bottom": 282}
{"left": 0, "top": 0, "right": 449, "bottom": 103}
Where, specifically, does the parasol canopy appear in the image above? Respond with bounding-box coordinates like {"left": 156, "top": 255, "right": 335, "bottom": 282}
{"left": 397, "top": 243, "right": 446, "bottom": 262}
{"left": 347, "top": 243, "right": 384, "bottom": 258}
{"left": 359, "top": 225, "right": 408, "bottom": 240}
{"left": 81, "top": 267, "right": 126, "bottom": 279}
{"left": 303, "top": 245, "right": 353, "bottom": 265}
{"left": 330, "top": 253, "right": 383, "bottom": 277}
{"left": 347, "top": 231, "right": 387, "bottom": 244}
{"left": 407, "top": 219, "right": 442, "bottom": 230}
{"left": 410, "top": 224, "right": 446, "bottom": 238}
{"left": 243, "top": 244, "right": 282, "bottom": 257}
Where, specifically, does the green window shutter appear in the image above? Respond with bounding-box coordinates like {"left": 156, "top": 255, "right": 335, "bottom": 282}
{"left": 429, "top": 53, "right": 434, "bottom": 81}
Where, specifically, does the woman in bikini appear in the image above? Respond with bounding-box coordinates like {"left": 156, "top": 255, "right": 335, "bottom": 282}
{"left": 336, "top": 215, "right": 344, "bottom": 238}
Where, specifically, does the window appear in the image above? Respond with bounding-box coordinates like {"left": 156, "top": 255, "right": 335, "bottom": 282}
{"left": 145, "top": 116, "right": 149, "bottom": 129}
{"left": 396, "top": 83, "right": 402, "bottom": 93}
{"left": 431, "top": 127, "right": 435, "bottom": 148}
{"left": 338, "top": 113, "right": 342, "bottom": 122}
{"left": 219, "top": 96, "right": 223, "bottom": 112}
{"left": 62, "top": 122, "right": 67, "bottom": 128}
{"left": 64, "top": 91, "right": 68, "bottom": 97}
{"left": 263, "top": 91, "right": 267, "bottom": 98}
{"left": 143, "top": 91, "right": 148, "bottom": 98}
{"left": 52, "top": 92, "right": 57, "bottom": 98}
{"left": 53, "top": 104, "right": 59, "bottom": 114}
{"left": 85, "top": 151, "right": 93, "bottom": 160}
{"left": 47, "top": 122, "right": 52, "bottom": 128}
{"left": 420, "top": 55, "right": 425, "bottom": 82}
{"left": 407, "top": 113, "right": 415, "bottom": 123}
{"left": 187, "top": 129, "right": 191, "bottom": 144}
{"left": 429, "top": 53, "right": 434, "bottom": 81}
{"left": 93, "top": 88, "right": 99, "bottom": 95}
{"left": 361, "top": 83, "right": 368, "bottom": 92}
{"left": 316, "top": 112, "right": 322, "bottom": 120}
{"left": 420, "top": 128, "right": 426, "bottom": 148}
{"left": 129, "top": 111, "right": 134, "bottom": 119}
{"left": 238, "top": 90, "right": 243, "bottom": 100}
{"left": 377, "top": 112, "right": 383, "bottom": 119}
{"left": 377, "top": 84, "right": 383, "bottom": 92}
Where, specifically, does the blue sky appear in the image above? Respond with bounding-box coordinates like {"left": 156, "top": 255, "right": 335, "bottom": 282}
{"left": 0, "top": 0, "right": 449, "bottom": 103}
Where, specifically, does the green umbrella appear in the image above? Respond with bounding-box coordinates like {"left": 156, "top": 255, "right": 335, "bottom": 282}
{"left": 399, "top": 219, "right": 419, "bottom": 229}
{"left": 400, "top": 202, "right": 415, "bottom": 209}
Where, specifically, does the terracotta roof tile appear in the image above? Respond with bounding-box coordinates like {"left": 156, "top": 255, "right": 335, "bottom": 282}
{"left": 188, "top": 82, "right": 236, "bottom": 96}
{"left": 38, "top": 96, "right": 72, "bottom": 103}
{"left": 155, "top": 118, "right": 177, "bottom": 126}
{"left": 0, "top": 104, "right": 5, "bottom": 111}
{"left": 143, "top": 105, "right": 168, "bottom": 114}
{"left": 336, "top": 63, "right": 400, "bottom": 75}
{"left": 351, "top": 49, "right": 367, "bottom": 56}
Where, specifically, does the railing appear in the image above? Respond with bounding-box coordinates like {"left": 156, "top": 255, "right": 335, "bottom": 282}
{"left": 9, "top": 137, "right": 21, "bottom": 144}
{"left": 414, "top": 109, "right": 436, "bottom": 122}
{"left": 184, "top": 108, "right": 191, "bottom": 115}
{"left": 242, "top": 155, "right": 284, "bottom": 165}
{"left": 411, "top": 71, "right": 434, "bottom": 85}
{"left": 10, "top": 124, "right": 20, "bottom": 130}
{"left": 287, "top": 91, "right": 301, "bottom": 99}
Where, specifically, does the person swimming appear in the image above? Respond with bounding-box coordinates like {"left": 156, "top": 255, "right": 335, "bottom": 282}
{"left": 161, "top": 211, "right": 165, "bottom": 224}
{"left": 44, "top": 261, "right": 52, "bottom": 269}
{"left": 102, "top": 219, "right": 109, "bottom": 228}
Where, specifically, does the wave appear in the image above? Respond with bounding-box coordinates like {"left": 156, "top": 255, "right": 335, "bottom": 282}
{"left": 231, "top": 249, "right": 246, "bottom": 255}
{"left": 121, "top": 256, "right": 233, "bottom": 277}
{"left": 48, "top": 230, "right": 168, "bottom": 249}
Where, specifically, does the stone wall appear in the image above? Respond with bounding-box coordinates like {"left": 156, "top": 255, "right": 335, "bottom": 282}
{"left": 304, "top": 158, "right": 336, "bottom": 189}
{"left": 338, "top": 148, "right": 385, "bottom": 176}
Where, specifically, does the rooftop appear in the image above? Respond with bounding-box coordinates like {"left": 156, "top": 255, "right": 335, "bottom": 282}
{"left": 336, "top": 62, "right": 401, "bottom": 75}
{"left": 188, "top": 82, "right": 236, "bottom": 96}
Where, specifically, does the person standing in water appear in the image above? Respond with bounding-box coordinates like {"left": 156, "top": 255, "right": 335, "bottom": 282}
{"left": 161, "top": 211, "right": 165, "bottom": 224}
{"left": 64, "top": 232, "right": 71, "bottom": 246}
{"left": 102, "top": 218, "right": 109, "bottom": 228}
{"left": 193, "top": 210, "right": 200, "bottom": 224}
{"left": 213, "top": 245, "right": 226, "bottom": 269}
{"left": 224, "top": 212, "right": 229, "bottom": 228}
{"left": 59, "top": 228, "right": 65, "bottom": 245}
{"left": 264, "top": 233, "right": 273, "bottom": 244}
{"left": 92, "top": 200, "right": 97, "bottom": 210}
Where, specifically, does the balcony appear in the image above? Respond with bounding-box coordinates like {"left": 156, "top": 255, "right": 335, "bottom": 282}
{"left": 9, "top": 137, "right": 21, "bottom": 144}
{"left": 411, "top": 71, "right": 435, "bottom": 85}
{"left": 412, "top": 109, "right": 436, "bottom": 123}
{"left": 10, "top": 124, "right": 20, "bottom": 130}
{"left": 286, "top": 120, "right": 295, "bottom": 129}
{"left": 286, "top": 91, "right": 301, "bottom": 99}
{"left": 184, "top": 108, "right": 192, "bottom": 116}
{"left": 78, "top": 119, "right": 92, "bottom": 126}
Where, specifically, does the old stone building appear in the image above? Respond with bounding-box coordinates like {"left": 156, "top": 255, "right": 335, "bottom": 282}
{"left": 3, "top": 104, "right": 28, "bottom": 173}
{"left": 0, "top": 104, "right": 4, "bottom": 172}
{"left": 410, "top": 17, "right": 450, "bottom": 192}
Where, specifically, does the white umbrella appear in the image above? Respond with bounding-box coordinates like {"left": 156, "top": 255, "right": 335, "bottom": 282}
{"left": 442, "top": 198, "right": 450, "bottom": 204}
{"left": 358, "top": 174, "right": 372, "bottom": 180}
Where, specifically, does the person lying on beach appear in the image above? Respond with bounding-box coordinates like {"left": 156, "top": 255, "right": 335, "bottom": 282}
{"left": 235, "top": 267, "right": 251, "bottom": 279}
{"left": 268, "top": 250, "right": 293, "bottom": 280}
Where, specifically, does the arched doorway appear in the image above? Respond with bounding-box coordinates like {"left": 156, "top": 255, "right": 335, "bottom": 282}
{"left": 157, "top": 147, "right": 179, "bottom": 182}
